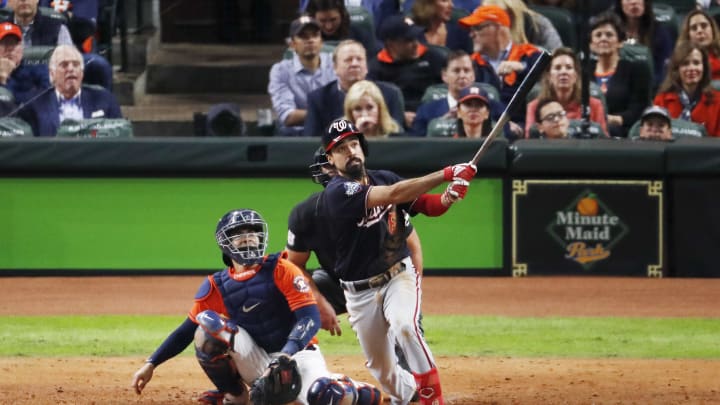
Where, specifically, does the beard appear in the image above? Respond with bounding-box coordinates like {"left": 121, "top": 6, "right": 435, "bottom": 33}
{"left": 344, "top": 158, "right": 365, "bottom": 181}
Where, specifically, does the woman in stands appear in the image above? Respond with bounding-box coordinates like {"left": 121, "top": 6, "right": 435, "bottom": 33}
{"left": 654, "top": 42, "right": 720, "bottom": 137}
{"left": 410, "top": 0, "right": 472, "bottom": 53}
{"left": 343, "top": 80, "right": 402, "bottom": 137}
{"left": 482, "top": 0, "right": 563, "bottom": 52}
{"left": 589, "top": 11, "right": 650, "bottom": 138}
{"left": 677, "top": 9, "right": 720, "bottom": 80}
{"left": 613, "top": 0, "right": 674, "bottom": 88}
{"left": 305, "top": 0, "right": 379, "bottom": 56}
{"left": 524, "top": 47, "right": 608, "bottom": 138}
{"left": 453, "top": 84, "right": 492, "bottom": 138}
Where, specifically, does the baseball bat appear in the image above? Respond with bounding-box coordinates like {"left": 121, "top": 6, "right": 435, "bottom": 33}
{"left": 470, "top": 50, "right": 552, "bottom": 166}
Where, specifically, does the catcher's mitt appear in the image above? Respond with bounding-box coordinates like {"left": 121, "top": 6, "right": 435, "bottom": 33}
{"left": 249, "top": 354, "right": 302, "bottom": 405}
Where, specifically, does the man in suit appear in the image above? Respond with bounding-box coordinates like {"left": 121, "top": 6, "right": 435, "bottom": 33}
{"left": 304, "top": 39, "right": 404, "bottom": 137}
{"left": 20, "top": 44, "right": 121, "bottom": 136}
{"left": 5, "top": 0, "right": 113, "bottom": 90}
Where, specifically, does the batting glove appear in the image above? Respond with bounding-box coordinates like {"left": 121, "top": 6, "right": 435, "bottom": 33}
{"left": 441, "top": 178, "right": 469, "bottom": 206}
{"left": 443, "top": 162, "right": 477, "bottom": 182}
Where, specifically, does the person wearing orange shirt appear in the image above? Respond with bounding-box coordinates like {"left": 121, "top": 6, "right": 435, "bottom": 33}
{"left": 131, "top": 209, "right": 381, "bottom": 405}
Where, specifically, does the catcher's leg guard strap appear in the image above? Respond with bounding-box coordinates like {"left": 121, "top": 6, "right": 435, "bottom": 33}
{"left": 413, "top": 368, "right": 444, "bottom": 405}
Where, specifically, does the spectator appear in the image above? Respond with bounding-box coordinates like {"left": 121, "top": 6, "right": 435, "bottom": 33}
{"left": 533, "top": 98, "right": 607, "bottom": 138}
{"left": 368, "top": 14, "right": 446, "bottom": 127}
{"left": 304, "top": 39, "right": 404, "bottom": 136}
{"left": 525, "top": 47, "right": 608, "bottom": 137}
{"left": 654, "top": 42, "right": 720, "bottom": 137}
{"left": 482, "top": 0, "right": 563, "bottom": 52}
{"left": 589, "top": 11, "right": 650, "bottom": 138}
{"left": 19, "top": 44, "right": 121, "bottom": 136}
{"left": 458, "top": 4, "right": 542, "bottom": 135}
{"left": 268, "top": 16, "right": 336, "bottom": 136}
{"left": 410, "top": 0, "right": 472, "bottom": 52}
{"left": 677, "top": 9, "right": 720, "bottom": 80}
{"left": 343, "top": 79, "right": 402, "bottom": 137}
{"left": 305, "top": 0, "right": 379, "bottom": 56}
{"left": 411, "top": 49, "right": 475, "bottom": 136}
{"left": 534, "top": 99, "right": 569, "bottom": 138}
{"left": 5, "top": 0, "right": 113, "bottom": 90}
{"left": 0, "top": 21, "right": 49, "bottom": 107}
{"left": 613, "top": 0, "right": 674, "bottom": 88}
{"left": 453, "top": 84, "right": 492, "bottom": 138}
{"left": 636, "top": 105, "right": 673, "bottom": 141}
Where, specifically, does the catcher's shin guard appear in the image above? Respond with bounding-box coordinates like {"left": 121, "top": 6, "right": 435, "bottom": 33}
{"left": 355, "top": 382, "right": 382, "bottom": 405}
{"left": 413, "top": 368, "right": 444, "bottom": 405}
{"left": 194, "top": 311, "right": 245, "bottom": 397}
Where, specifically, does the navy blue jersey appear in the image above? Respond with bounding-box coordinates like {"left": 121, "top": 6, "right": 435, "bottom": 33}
{"left": 286, "top": 191, "right": 337, "bottom": 273}
{"left": 320, "top": 169, "right": 412, "bottom": 281}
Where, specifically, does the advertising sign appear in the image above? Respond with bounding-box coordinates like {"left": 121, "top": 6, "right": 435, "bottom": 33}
{"left": 512, "top": 180, "right": 663, "bottom": 277}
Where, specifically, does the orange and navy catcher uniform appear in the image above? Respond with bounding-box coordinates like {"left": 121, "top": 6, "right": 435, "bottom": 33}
{"left": 146, "top": 252, "right": 318, "bottom": 366}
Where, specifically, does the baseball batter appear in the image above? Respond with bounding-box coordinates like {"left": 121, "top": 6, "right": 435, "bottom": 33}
{"left": 286, "top": 147, "right": 424, "bottom": 335}
{"left": 130, "top": 208, "right": 381, "bottom": 405}
{"left": 317, "top": 118, "right": 477, "bottom": 405}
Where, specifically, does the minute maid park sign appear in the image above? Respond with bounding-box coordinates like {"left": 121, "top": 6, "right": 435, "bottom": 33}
{"left": 546, "top": 190, "right": 629, "bottom": 268}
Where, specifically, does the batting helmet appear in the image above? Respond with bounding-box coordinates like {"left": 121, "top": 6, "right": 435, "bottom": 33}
{"left": 215, "top": 209, "right": 268, "bottom": 266}
{"left": 307, "top": 375, "right": 358, "bottom": 405}
{"left": 322, "top": 118, "right": 369, "bottom": 156}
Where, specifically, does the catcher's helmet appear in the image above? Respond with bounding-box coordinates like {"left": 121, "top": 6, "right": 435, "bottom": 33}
{"left": 215, "top": 209, "right": 268, "bottom": 266}
{"left": 322, "top": 118, "right": 368, "bottom": 156}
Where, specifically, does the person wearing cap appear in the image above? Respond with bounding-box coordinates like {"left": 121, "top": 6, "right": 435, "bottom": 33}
{"left": 654, "top": 42, "right": 720, "bottom": 137}
{"left": 0, "top": 20, "right": 49, "bottom": 110}
{"left": 317, "top": 117, "right": 478, "bottom": 405}
{"left": 5, "top": 0, "right": 113, "bottom": 90}
{"left": 304, "top": 0, "right": 379, "bottom": 57}
{"left": 304, "top": 39, "right": 405, "bottom": 137}
{"left": 368, "top": 14, "right": 446, "bottom": 128}
{"left": 453, "top": 84, "right": 492, "bottom": 137}
{"left": 458, "top": 4, "right": 542, "bottom": 129}
{"left": 268, "top": 15, "right": 336, "bottom": 136}
{"left": 18, "top": 44, "right": 121, "bottom": 136}
{"left": 637, "top": 105, "right": 673, "bottom": 141}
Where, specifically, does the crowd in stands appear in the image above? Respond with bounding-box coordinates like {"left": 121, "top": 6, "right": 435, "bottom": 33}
{"left": 0, "top": 0, "right": 123, "bottom": 137}
{"left": 270, "top": 0, "right": 720, "bottom": 141}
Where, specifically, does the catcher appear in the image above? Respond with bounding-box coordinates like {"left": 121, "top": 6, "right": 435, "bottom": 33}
{"left": 130, "top": 208, "right": 381, "bottom": 405}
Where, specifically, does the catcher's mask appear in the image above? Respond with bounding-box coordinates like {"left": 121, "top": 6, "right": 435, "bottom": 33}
{"left": 216, "top": 209, "right": 268, "bottom": 266}
{"left": 322, "top": 118, "right": 369, "bottom": 156}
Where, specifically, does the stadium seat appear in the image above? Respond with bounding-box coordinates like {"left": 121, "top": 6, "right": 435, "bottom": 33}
{"left": 56, "top": 118, "right": 134, "bottom": 138}
{"left": 21, "top": 46, "right": 56, "bottom": 66}
{"left": 348, "top": 5, "right": 376, "bottom": 39}
{"left": 0, "top": 117, "right": 33, "bottom": 137}
{"left": 653, "top": 0, "right": 697, "bottom": 17}
{"left": 529, "top": 5, "right": 577, "bottom": 50}
{"left": 421, "top": 82, "right": 500, "bottom": 104}
{"left": 426, "top": 117, "right": 457, "bottom": 137}
{"left": 652, "top": 3, "right": 679, "bottom": 45}
{"left": 619, "top": 43, "right": 654, "bottom": 97}
{"left": 628, "top": 118, "right": 707, "bottom": 139}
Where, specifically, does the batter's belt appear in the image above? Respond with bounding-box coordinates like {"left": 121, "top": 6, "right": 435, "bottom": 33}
{"left": 340, "top": 260, "right": 407, "bottom": 293}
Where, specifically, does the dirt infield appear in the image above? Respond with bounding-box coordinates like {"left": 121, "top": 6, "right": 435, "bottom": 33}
{"left": 2, "top": 276, "right": 719, "bottom": 404}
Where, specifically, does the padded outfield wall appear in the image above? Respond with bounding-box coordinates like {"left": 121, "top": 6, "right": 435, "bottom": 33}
{"left": 0, "top": 137, "right": 507, "bottom": 275}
